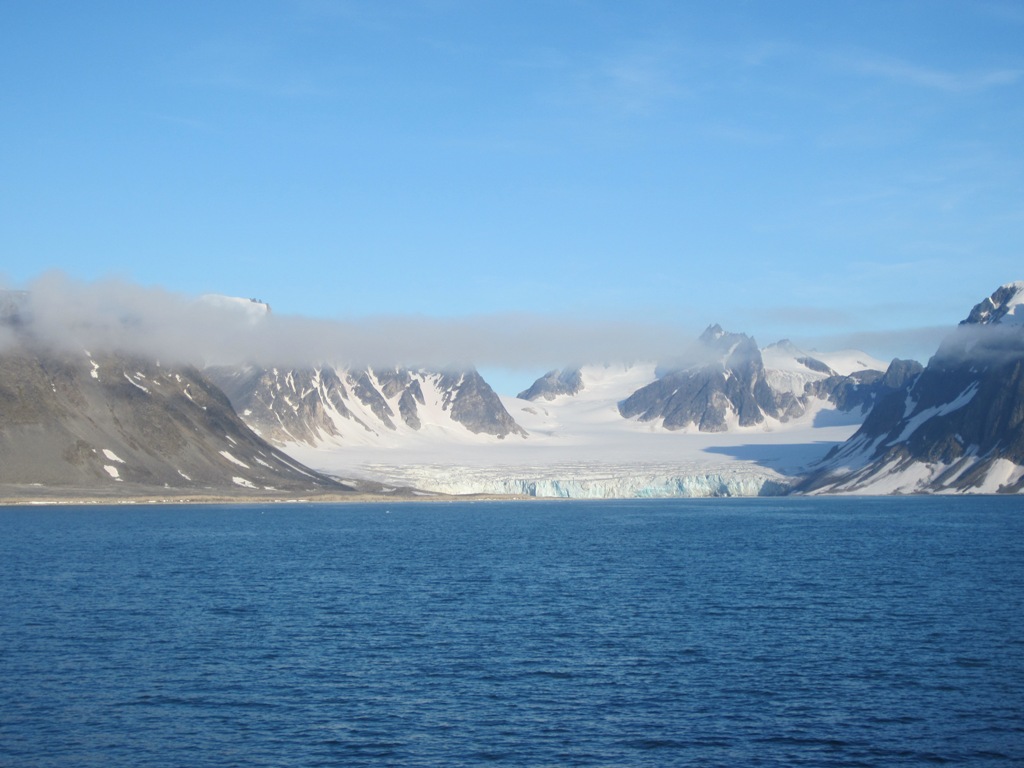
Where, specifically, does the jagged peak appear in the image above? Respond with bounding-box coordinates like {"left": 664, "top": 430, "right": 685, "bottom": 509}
{"left": 517, "top": 368, "right": 584, "bottom": 401}
{"left": 699, "top": 323, "right": 726, "bottom": 342}
{"left": 961, "top": 282, "right": 1024, "bottom": 326}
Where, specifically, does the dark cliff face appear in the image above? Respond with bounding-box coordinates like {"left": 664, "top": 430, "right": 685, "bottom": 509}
{"left": 439, "top": 370, "right": 527, "bottom": 438}
{"left": 208, "top": 365, "right": 526, "bottom": 445}
{"left": 0, "top": 342, "right": 345, "bottom": 493}
{"left": 518, "top": 369, "right": 584, "bottom": 401}
{"left": 617, "top": 325, "right": 793, "bottom": 432}
{"left": 805, "top": 359, "right": 923, "bottom": 414}
{"left": 799, "top": 283, "right": 1024, "bottom": 494}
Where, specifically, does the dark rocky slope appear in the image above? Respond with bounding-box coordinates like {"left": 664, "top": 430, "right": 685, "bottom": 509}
{"left": 0, "top": 342, "right": 349, "bottom": 496}
{"left": 799, "top": 282, "right": 1024, "bottom": 494}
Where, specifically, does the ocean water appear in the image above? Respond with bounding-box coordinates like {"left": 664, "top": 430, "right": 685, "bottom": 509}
{"left": 0, "top": 497, "right": 1022, "bottom": 767}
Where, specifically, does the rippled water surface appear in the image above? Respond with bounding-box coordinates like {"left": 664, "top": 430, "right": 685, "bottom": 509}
{"left": 1, "top": 497, "right": 1022, "bottom": 766}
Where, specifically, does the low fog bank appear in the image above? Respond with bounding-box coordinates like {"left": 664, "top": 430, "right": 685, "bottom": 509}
{"left": 0, "top": 273, "right": 972, "bottom": 372}
{"left": 792, "top": 327, "right": 950, "bottom": 368}
{"left": 1, "top": 274, "right": 697, "bottom": 370}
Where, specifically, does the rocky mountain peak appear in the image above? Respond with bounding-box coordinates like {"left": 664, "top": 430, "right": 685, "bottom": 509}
{"left": 620, "top": 325, "right": 787, "bottom": 432}
{"left": 961, "top": 281, "right": 1024, "bottom": 326}
{"left": 699, "top": 323, "right": 726, "bottom": 343}
{"left": 518, "top": 368, "right": 584, "bottom": 401}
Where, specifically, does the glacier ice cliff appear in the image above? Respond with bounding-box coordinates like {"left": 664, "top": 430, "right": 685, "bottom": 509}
{"left": 350, "top": 464, "right": 792, "bottom": 499}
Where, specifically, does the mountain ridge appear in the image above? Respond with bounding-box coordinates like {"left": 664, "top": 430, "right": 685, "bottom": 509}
{"left": 207, "top": 364, "right": 527, "bottom": 449}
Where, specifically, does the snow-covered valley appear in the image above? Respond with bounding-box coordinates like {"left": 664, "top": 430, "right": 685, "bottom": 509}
{"left": 280, "top": 362, "right": 866, "bottom": 498}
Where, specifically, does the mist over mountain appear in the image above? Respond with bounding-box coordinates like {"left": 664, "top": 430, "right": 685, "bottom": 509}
{"left": 2, "top": 272, "right": 947, "bottom": 380}
{"left": 3, "top": 273, "right": 701, "bottom": 372}
{"left": 617, "top": 325, "right": 790, "bottom": 431}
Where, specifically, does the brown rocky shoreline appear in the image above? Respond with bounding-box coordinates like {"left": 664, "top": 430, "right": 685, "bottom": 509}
{"left": 0, "top": 483, "right": 528, "bottom": 506}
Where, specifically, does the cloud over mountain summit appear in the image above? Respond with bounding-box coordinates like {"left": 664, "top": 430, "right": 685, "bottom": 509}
{"left": 5, "top": 273, "right": 702, "bottom": 371}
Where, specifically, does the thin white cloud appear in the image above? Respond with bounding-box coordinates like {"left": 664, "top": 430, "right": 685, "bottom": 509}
{"left": 600, "top": 49, "right": 685, "bottom": 114}
{"left": 179, "top": 39, "right": 334, "bottom": 100}
{"left": 977, "top": 2, "right": 1024, "bottom": 25}
{"left": 795, "top": 326, "right": 951, "bottom": 364}
{"left": 548, "top": 39, "right": 689, "bottom": 117}
{"left": 749, "top": 306, "right": 855, "bottom": 328}
{"left": 840, "top": 52, "right": 1023, "bottom": 92}
{"left": 737, "top": 39, "right": 794, "bottom": 68}
{"left": 699, "top": 122, "right": 784, "bottom": 146}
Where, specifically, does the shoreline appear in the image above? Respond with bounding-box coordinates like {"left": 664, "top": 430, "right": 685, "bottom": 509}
{"left": 0, "top": 485, "right": 536, "bottom": 507}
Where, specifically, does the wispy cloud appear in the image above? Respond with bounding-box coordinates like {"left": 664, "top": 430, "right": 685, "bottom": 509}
{"left": 153, "top": 114, "right": 213, "bottom": 131}
{"left": 749, "top": 306, "right": 856, "bottom": 328}
{"left": 798, "top": 326, "right": 951, "bottom": 363}
{"left": 542, "top": 40, "right": 688, "bottom": 118}
{"left": 839, "top": 52, "right": 1023, "bottom": 92}
{"left": 977, "top": 2, "right": 1024, "bottom": 25}
{"left": 699, "top": 122, "right": 783, "bottom": 146}
{"left": 599, "top": 49, "right": 685, "bottom": 114}
{"left": 178, "top": 39, "right": 334, "bottom": 100}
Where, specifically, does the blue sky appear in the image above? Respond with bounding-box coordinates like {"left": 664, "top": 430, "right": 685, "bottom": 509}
{"left": 2, "top": 1, "right": 1023, "bottom": 382}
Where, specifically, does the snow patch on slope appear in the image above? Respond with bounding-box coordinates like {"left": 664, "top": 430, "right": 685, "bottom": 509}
{"left": 893, "top": 382, "right": 979, "bottom": 444}
{"left": 977, "top": 459, "right": 1024, "bottom": 493}
{"left": 102, "top": 449, "right": 125, "bottom": 464}
{"left": 219, "top": 450, "right": 250, "bottom": 469}
{"left": 808, "top": 450, "right": 1024, "bottom": 496}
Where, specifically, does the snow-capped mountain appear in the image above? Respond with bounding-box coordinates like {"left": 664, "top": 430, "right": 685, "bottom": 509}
{"left": 532, "top": 325, "right": 896, "bottom": 434}
{"left": 761, "top": 340, "right": 889, "bottom": 395}
{"left": 207, "top": 365, "right": 526, "bottom": 449}
{"left": 520, "top": 330, "right": 893, "bottom": 436}
{"left": 617, "top": 325, "right": 802, "bottom": 431}
{"left": 800, "top": 282, "right": 1024, "bottom": 494}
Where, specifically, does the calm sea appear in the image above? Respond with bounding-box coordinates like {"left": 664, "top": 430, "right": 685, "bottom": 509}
{"left": 1, "top": 497, "right": 1022, "bottom": 767}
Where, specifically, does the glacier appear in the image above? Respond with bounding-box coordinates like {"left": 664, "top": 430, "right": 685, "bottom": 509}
{"left": 344, "top": 461, "right": 794, "bottom": 498}
{"left": 274, "top": 360, "right": 868, "bottom": 499}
